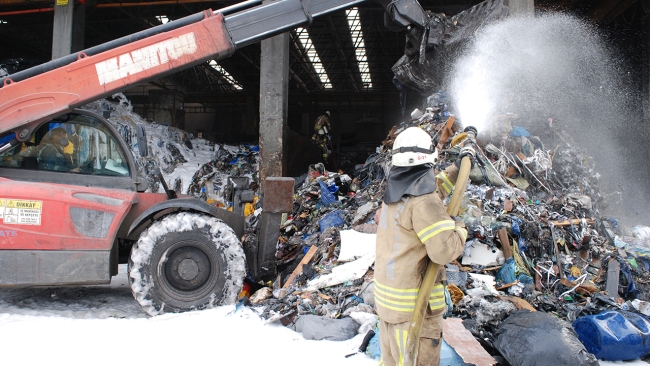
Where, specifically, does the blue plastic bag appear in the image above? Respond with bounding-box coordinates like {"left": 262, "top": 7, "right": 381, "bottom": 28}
{"left": 366, "top": 322, "right": 381, "bottom": 360}
{"left": 509, "top": 126, "right": 530, "bottom": 137}
{"left": 573, "top": 311, "right": 650, "bottom": 361}
{"left": 511, "top": 217, "right": 528, "bottom": 252}
{"left": 496, "top": 257, "right": 517, "bottom": 284}
{"left": 319, "top": 181, "right": 338, "bottom": 206}
{"left": 496, "top": 257, "right": 533, "bottom": 288}
{"left": 319, "top": 210, "right": 345, "bottom": 232}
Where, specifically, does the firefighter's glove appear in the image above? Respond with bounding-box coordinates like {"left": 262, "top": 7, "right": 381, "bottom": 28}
{"left": 450, "top": 215, "right": 466, "bottom": 228}
{"left": 458, "top": 146, "right": 476, "bottom": 161}
{"left": 455, "top": 146, "right": 476, "bottom": 168}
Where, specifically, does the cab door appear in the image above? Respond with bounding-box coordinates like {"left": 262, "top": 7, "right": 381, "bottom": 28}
{"left": 0, "top": 110, "right": 144, "bottom": 191}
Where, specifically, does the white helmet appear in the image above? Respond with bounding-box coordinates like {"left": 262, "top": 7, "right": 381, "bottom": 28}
{"left": 391, "top": 127, "right": 438, "bottom": 167}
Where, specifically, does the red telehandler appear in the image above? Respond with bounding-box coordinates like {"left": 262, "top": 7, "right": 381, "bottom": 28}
{"left": 0, "top": 0, "right": 505, "bottom": 315}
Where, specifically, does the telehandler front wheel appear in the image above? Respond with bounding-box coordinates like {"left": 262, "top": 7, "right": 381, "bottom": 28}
{"left": 128, "top": 212, "right": 245, "bottom": 316}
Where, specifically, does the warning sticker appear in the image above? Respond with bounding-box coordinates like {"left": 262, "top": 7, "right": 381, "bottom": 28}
{"left": 0, "top": 199, "right": 42, "bottom": 225}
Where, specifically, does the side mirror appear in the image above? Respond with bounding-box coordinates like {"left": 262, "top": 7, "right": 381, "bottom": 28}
{"left": 136, "top": 124, "right": 148, "bottom": 157}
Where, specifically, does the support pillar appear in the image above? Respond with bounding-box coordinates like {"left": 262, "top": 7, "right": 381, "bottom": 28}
{"left": 52, "top": 0, "right": 74, "bottom": 59}
{"left": 504, "top": 0, "right": 534, "bottom": 16}
{"left": 71, "top": 1, "right": 86, "bottom": 53}
{"left": 259, "top": 31, "right": 289, "bottom": 188}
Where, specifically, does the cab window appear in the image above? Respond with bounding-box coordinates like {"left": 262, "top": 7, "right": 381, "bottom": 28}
{"left": 0, "top": 114, "right": 130, "bottom": 177}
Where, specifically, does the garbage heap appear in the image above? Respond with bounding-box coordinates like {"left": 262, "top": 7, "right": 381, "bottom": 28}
{"left": 84, "top": 95, "right": 650, "bottom": 362}
{"left": 243, "top": 93, "right": 650, "bottom": 362}
{"left": 84, "top": 94, "right": 260, "bottom": 209}
{"left": 84, "top": 94, "right": 194, "bottom": 193}
{"left": 185, "top": 143, "right": 259, "bottom": 208}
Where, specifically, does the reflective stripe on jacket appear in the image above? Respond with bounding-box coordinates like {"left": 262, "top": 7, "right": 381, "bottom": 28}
{"left": 375, "top": 192, "right": 466, "bottom": 324}
{"left": 435, "top": 164, "right": 459, "bottom": 201}
{"left": 374, "top": 281, "right": 446, "bottom": 313}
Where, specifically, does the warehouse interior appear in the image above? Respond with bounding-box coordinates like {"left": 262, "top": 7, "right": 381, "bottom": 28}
{"left": 0, "top": 0, "right": 648, "bottom": 179}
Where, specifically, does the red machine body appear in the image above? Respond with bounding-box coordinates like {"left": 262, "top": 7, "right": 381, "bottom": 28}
{"left": 0, "top": 12, "right": 233, "bottom": 140}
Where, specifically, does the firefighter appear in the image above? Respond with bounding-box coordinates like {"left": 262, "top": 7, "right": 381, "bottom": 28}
{"left": 375, "top": 126, "right": 468, "bottom": 366}
{"left": 311, "top": 111, "right": 331, "bottom": 160}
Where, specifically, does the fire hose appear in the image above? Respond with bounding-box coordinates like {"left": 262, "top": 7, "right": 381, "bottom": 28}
{"left": 403, "top": 138, "right": 475, "bottom": 366}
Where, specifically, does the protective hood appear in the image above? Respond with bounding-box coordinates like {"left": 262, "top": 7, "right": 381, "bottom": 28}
{"left": 382, "top": 164, "right": 437, "bottom": 204}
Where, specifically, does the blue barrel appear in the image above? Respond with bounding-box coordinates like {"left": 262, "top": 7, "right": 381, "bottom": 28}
{"left": 573, "top": 311, "right": 650, "bottom": 361}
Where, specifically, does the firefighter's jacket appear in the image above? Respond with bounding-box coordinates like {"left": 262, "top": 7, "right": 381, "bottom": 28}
{"left": 313, "top": 114, "right": 331, "bottom": 132}
{"left": 375, "top": 192, "right": 466, "bottom": 324}
{"left": 435, "top": 164, "right": 459, "bottom": 201}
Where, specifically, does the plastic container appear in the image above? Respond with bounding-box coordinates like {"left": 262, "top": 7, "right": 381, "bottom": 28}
{"left": 573, "top": 310, "right": 650, "bottom": 361}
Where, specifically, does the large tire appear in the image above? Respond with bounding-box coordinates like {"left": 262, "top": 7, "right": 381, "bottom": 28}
{"left": 128, "top": 212, "right": 245, "bottom": 316}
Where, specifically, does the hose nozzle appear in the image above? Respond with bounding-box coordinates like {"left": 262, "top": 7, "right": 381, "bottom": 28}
{"left": 463, "top": 126, "right": 478, "bottom": 140}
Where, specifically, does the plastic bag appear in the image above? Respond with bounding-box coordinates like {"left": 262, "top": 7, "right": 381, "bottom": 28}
{"left": 511, "top": 217, "right": 527, "bottom": 252}
{"left": 573, "top": 311, "right": 650, "bottom": 361}
{"left": 632, "top": 226, "right": 650, "bottom": 241}
{"left": 319, "top": 210, "right": 345, "bottom": 232}
{"left": 366, "top": 322, "right": 382, "bottom": 360}
{"left": 319, "top": 181, "right": 338, "bottom": 206}
{"left": 493, "top": 310, "right": 599, "bottom": 366}
{"left": 295, "top": 315, "right": 359, "bottom": 341}
{"left": 509, "top": 126, "right": 530, "bottom": 137}
{"left": 496, "top": 257, "right": 517, "bottom": 284}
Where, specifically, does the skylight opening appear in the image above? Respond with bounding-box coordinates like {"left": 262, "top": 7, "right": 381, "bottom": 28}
{"left": 346, "top": 8, "right": 372, "bottom": 89}
{"left": 208, "top": 60, "right": 243, "bottom": 90}
{"left": 155, "top": 15, "right": 170, "bottom": 24}
{"left": 294, "top": 27, "right": 332, "bottom": 89}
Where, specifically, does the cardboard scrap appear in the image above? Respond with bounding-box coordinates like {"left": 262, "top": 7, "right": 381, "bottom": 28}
{"left": 443, "top": 318, "right": 497, "bottom": 366}
{"left": 283, "top": 246, "right": 318, "bottom": 288}
{"left": 551, "top": 218, "right": 595, "bottom": 227}
{"left": 559, "top": 278, "right": 599, "bottom": 296}
{"left": 499, "top": 295, "right": 536, "bottom": 312}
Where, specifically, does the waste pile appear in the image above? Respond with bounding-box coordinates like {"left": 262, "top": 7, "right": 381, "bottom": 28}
{"left": 84, "top": 94, "right": 193, "bottom": 193}
{"left": 185, "top": 143, "right": 259, "bottom": 207}
{"left": 241, "top": 90, "right": 650, "bottom": 363}
{"left": 84, "top": 94, "right": 260, "bottom": 208}
{"left": 84, "top": 94, "right": 650, "bottom": 363}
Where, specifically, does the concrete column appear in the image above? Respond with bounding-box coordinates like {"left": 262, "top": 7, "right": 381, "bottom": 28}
{"left": 52, "top": 0, "right": 74, "bottom": 59}
{"left": 71, "top": 2, "right": 86, "bottom": 53}
{"left": 504, "top": 0, "right": 534, "bottom": 16}
{"left": 259, "top": 32, "right": 290, "bottom": 187}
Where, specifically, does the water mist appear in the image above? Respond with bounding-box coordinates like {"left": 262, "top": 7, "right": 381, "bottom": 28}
{"left": 448, "top": 13, "right": 648, "bottom": 224}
